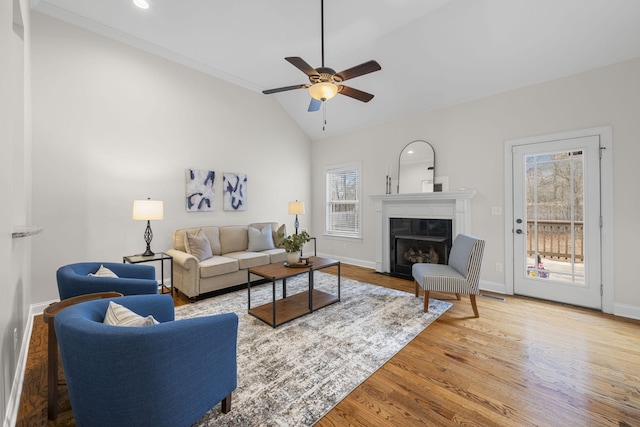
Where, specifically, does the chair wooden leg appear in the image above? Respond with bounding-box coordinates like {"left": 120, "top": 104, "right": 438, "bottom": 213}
{"left": 423, "top": 291, "right": 430, "bottom": 313}
{"left": 415, "top": 280, "right": 420, "bottom": 297}
{"left": 455, "top": 293, "right": 461, "bottom": 300}
{"left": 221, "top": 392, "right": 232, "bottom": 413}
{"left": 470, "top": 294, "right": 479, "bottom": 318}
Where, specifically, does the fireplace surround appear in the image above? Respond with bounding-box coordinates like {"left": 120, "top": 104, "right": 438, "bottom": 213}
{"left": 370, "top": 191, "right": 476, "bottom": 276}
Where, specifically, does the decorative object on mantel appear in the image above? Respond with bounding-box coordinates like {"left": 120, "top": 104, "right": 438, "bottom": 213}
{"left": 385, "top": 163, "right": 392, "bottom": 194}
{"left": 12, "top": 225, "right": 44, "bottom": 239}
{"left": 397, "top": 140, "right": 435, "bottom": 194}
{"left": 288, "top": 200, "right": 305, "bottom": 234}
{"left": 186, "top": 169, "right": 215, "bottom": 212}
{"left": 132, "top": 198, "right": 163, "bottom": 257}
{"left": 279, "top": 231, "right": 311, "bottom": 265}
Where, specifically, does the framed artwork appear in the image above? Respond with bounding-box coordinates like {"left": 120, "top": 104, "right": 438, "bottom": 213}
{"left": 223, "top": 172, "right": 247, "bottom": 211}
{"left": 186, "top": 169, "right": 215, "bottom": 212}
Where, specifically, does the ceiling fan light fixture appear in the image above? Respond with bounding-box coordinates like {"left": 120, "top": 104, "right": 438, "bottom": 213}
{"left": 133, "top": 0, "right": 150, "bottom": 9}
{"left": 309, "top": 82, "right": 338, "bottom": 101}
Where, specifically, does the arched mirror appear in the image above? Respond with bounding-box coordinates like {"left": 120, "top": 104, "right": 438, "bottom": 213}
{"left": 397, "top": 140, "right": 435, "bottom": 193}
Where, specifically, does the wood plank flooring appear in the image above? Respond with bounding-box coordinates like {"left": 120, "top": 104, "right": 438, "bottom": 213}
{"left": 16, "top": 264, "right": 640, "bottom": 426}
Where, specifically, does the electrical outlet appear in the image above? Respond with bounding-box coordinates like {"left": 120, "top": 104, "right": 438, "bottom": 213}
{"left": 495, "top": 262, "right": 503, "bottom": 272}
{"left": 491, "top": 207, "right": 503, "bottom": 216}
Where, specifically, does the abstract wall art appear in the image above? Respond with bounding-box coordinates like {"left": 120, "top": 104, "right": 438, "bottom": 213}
{"left": 223, "top": 172, "right": 247, "bottom": 211}
{"left": 186, "top": 169, "right": 215, "bottom": 212}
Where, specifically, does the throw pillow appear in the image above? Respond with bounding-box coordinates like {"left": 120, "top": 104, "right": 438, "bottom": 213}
{"left": 248, "top": 224, "right": 275, "bottom": 252}
{"left": 103, "top": 301, "right": 159, "bottom": 327}
{"left": 273, "top": 224, "right": 286, "bottom": 248}
{"left": 89, "top": 265, "right": 119, "bottom": 278}
{"left": 184, "top": 229, "right": 213, "bottom": 261}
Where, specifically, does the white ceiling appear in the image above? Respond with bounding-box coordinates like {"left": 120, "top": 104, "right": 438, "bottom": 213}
{"left": 31, "top": 0, "right": 640, "bottom": 141}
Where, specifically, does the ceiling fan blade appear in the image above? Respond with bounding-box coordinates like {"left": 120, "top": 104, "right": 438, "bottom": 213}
{"left": 335, "top": 60, "right": 381, "bottom": 82}
{"left": 308, "top": 98, "right": 322, "bottom": 112}
{"left": 262, "top": 84, "right": 308, "bottom": 95}
{"left": 338, "top": 85, "right": 375, "bottom": 103}
{"left": 285, "top": 57, "right": 320, "bottom": 78}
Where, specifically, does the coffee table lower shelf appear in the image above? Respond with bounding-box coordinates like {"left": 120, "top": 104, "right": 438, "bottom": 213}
{"left": 248, "top": 289, "right": 339, "bottom": 327}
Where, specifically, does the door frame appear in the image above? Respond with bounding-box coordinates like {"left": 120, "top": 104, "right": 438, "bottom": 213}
{"left": 504, "top": 126, "right": 613, "bottom": 313}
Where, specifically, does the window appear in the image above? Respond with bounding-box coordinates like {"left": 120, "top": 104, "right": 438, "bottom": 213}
{"left": 325, "top": 162, "right": 362, "bottom": 238}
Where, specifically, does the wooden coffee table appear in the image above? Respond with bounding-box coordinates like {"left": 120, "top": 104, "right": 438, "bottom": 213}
{"left": 247, "top": 256, "right": 340, "bottom": 327}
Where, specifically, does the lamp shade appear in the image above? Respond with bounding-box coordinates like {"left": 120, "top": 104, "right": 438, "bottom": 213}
{"left": 308, "top": 82, "right": 338, "bottom": 101}
{"left": 288, "top": 201, "right": 305, "bottom": 215}
{"left": 132, "top": 199, "right": 164, "bottom": 221}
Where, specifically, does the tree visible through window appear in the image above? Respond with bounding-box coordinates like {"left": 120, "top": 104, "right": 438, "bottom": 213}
{"left": 325, "top": 162, "right": 361, "bottom": 238}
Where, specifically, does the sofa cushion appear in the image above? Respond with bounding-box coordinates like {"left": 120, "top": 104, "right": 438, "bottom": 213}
{"left": 173, "top": 226, "right": 221, "bottom": 255}
{"left": 248, "top": 224, "right": 275, "bottom": 252}
{"left": 261, "top": 248, "right": 288, "bottom": 264}
{"left": 224, "top": 251, "right": 270, "bottom": 270}
{"left": 199, "top": 256, "right": 239, "bottom": 278}
{"left": 274, "top": 224, "right": 286, "bottom": 248}
{"left": 184, "top": 229, "right": 213, "bottom": 261}
{"left": 103, "top": 301, "right": 159, "bottom": 327}
{"left": 219, "top": 226, "right": 248, "bottom": 254}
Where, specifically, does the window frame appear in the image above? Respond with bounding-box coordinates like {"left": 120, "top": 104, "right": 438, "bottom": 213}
{"left": 324, "top": 161, "right": 362, "bottom": 239}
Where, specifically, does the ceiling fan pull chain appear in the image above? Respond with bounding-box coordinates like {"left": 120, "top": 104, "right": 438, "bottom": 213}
{"left": 323, "top": 102, "right": 327, "bottom": 131}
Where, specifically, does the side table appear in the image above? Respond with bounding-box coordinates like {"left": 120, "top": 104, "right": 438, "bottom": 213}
{"left": 123, "top": 252, "right": 173, "bottom": 296}
{"left": 43, "top": 291, "right": 123, "bottom": 420}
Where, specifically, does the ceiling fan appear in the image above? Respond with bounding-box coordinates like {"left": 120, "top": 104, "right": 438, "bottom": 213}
{"left": 262, "top": 0, "right": 381, "bottom": 112}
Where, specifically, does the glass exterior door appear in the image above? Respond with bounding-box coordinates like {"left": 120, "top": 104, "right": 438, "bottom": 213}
{"left": 512, "top": 136, "right": 601, "bottom": 309}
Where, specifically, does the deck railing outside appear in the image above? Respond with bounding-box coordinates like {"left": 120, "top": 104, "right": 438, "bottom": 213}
{"left": 527, "top": 220, "right": 584, "bottom": 262}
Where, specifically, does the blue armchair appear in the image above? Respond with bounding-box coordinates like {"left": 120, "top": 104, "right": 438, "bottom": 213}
{"left": 56, "top": 262, "right": 158, "bottom": 299}
{"left": 54, "top": 294, "right": 238, "bottom": 427}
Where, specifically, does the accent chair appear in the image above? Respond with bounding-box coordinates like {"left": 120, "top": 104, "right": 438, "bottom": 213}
{"left": 54, "top": 294, "right": 238, "bottom": 427}
{"left": 56, "top": 262, "right": 158, "bottom": 299}
{"left": 412, "top": 233, "right": 485, "bottom": 317}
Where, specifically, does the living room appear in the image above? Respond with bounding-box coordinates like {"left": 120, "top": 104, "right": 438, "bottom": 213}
{"left": 3, "top": 0, "right": 640, "bottom": 425}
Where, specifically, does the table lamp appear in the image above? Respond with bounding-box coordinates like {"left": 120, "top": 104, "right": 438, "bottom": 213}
{"left": 288, "top": 200, "right": 305, "bottom": 235}
{"left": 132, "top": 198, "right": 163, "bottom": 256}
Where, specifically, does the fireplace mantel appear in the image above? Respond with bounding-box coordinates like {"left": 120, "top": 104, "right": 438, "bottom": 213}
{"left": 370, "top": 191, "right": 476, "bottom": 273}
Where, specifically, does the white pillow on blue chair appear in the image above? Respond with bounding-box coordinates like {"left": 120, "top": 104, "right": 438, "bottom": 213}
{"left": 103, "top": 301, "right": 158, "bottom": 326}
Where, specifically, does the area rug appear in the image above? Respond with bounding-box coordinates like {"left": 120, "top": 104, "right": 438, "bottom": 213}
{"left": 175, "top": 272, "right": 451, "bottom": 427}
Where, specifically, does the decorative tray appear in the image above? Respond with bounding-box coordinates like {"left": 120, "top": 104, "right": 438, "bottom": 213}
{"left": 284, "top": 261, "right": 313, "bottom": 268}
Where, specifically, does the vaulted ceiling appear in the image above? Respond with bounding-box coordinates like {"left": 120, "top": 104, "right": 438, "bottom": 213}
{"left": 31, "top": 0, "right": 640, "bottom": 141}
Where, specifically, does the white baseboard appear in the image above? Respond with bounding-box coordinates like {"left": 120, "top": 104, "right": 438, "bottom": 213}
{"left": 613, "top": 303, "right": 640, "bottom": 320}
{"left": 315, "top": 252, "right": 376, "bottom": 270}
{"left": 479, "top": 280, "right": 508, "bottom": 295}
{"left": 3, "top": 302, "right": 47, "bottom": 427}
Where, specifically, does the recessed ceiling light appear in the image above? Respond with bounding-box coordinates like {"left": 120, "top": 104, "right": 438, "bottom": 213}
{"left": 133, "top": 0, "right": 149, "bottom": 9}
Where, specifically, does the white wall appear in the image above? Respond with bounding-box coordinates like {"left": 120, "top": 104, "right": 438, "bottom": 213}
{"left": 1, "top": 0, "right": 32, "bottom": 423}
{"left": 30, "top": 13, "right": 312, "bottom": 303}
{"left": 312, "top": 57, "right": 640, "bottom": 314}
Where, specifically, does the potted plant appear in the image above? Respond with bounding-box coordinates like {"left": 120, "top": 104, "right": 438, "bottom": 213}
{"left": 279, "top": 231, "right": 310, "bottom": 264}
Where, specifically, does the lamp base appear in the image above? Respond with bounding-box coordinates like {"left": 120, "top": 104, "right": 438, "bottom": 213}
{"left": 142, "top": 220, "right": 155, "bottom": 257}
{"left": 141, "top": 248, "right": 155, "bottom": 257}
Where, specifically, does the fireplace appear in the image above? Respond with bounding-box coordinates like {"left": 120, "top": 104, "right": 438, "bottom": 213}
{"left": 370, "top": 191, "right": 476, "bottom": 276}
{"left": 390, "top": 218, "right": 452, "bottom": 279}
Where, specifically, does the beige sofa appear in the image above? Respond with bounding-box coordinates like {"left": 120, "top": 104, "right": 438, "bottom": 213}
{"left": 167, "top": 222, "right": 287, "bottom": 300}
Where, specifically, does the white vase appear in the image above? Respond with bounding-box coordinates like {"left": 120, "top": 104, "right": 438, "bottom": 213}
{"left": 287, "top": 252, "right": 300, "bottom": 264}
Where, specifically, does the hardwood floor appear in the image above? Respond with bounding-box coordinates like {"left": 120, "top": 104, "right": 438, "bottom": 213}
{"left": 17, "top": 265, "right": 640, "bottom": 426}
